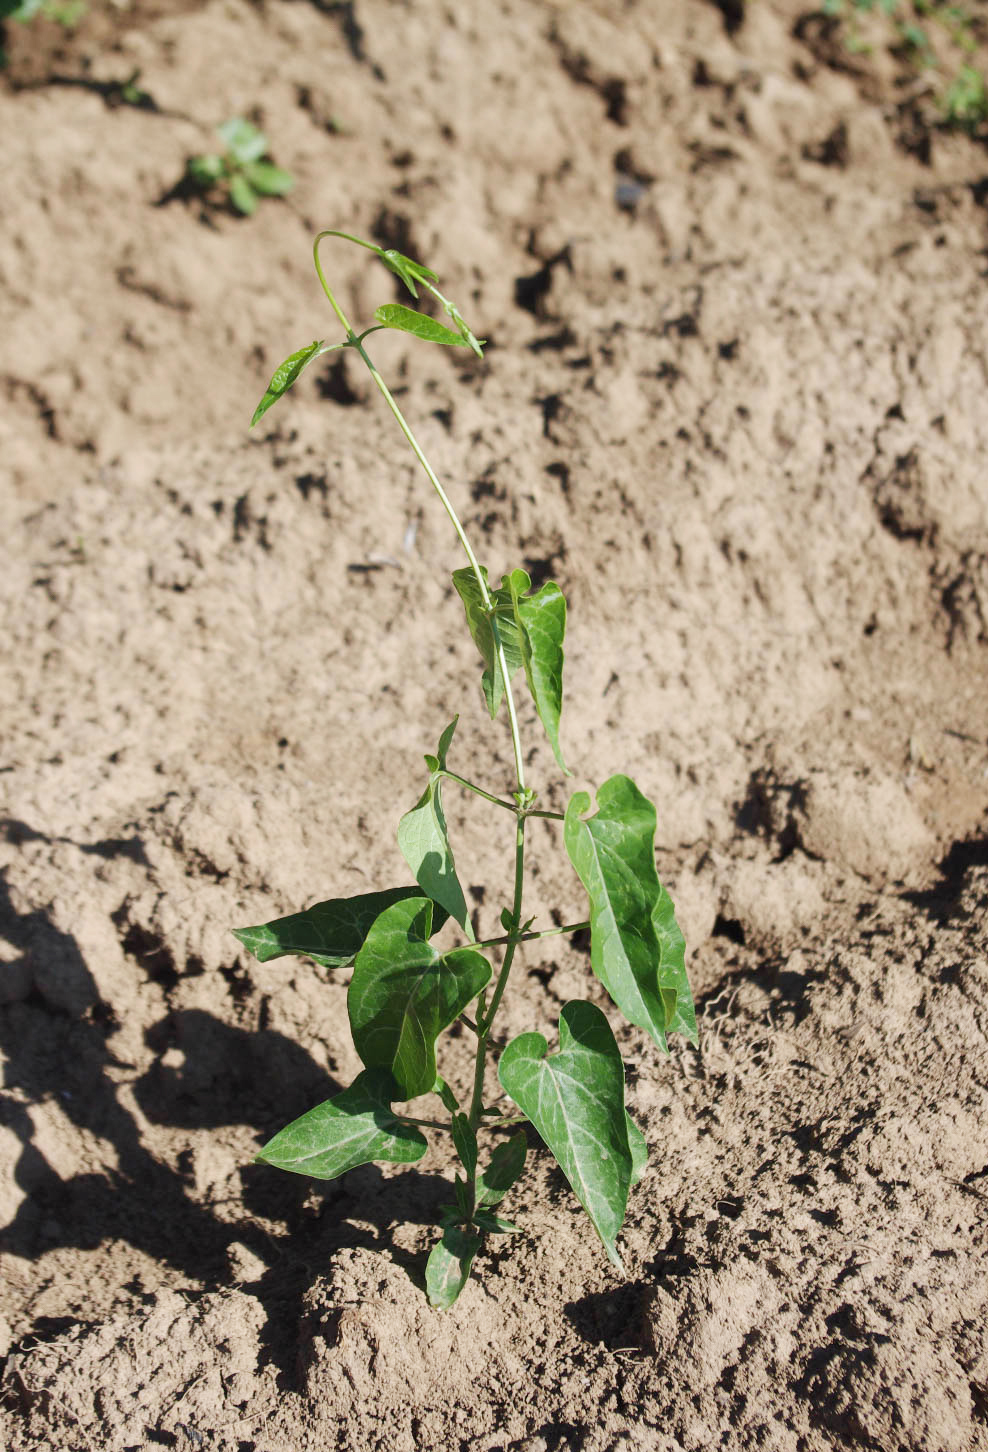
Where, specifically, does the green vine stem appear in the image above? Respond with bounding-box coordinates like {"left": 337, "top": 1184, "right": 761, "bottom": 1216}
{"left": 312, "top": 230, "right": 532, "bottom": 1186}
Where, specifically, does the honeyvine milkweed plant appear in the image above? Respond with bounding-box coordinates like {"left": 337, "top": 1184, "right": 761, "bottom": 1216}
{"left": 234, "top": 231, "right": 698, "bottom": 1307}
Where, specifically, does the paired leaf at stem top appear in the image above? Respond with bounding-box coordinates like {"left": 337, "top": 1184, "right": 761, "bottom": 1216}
{"left": 349, "top": 896, "right": 491, "bottom": 1100}
{"left": 498, "top": 1001, "right": 633, "bottom": 1268}
{"left": 452, "top": 566, "right": 568, "bottom": 773}
{"left": 397, "top": 717, "right": 473, "bottom": 936}
{"left": 378, "top": 247, "right": 438, "bottom": 298}
{"left": 232, "top": 885, "right": 449, "bottom": 969}
{"left": 256, "top": 1068, "right": 426, "bottom": 1181}
{"left": 564, "top": 775, "right": 697, "bottom": 1053}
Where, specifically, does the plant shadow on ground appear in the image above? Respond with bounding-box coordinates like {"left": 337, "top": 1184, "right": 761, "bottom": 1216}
{"left": 0, "top": 846, "right": 450, "bottom": 1381}
{"left": 902, "top": 831, "right": 988, "bottom": 925}
{"left": 563, "top": 1279, "right": 653, "bottom": 1353}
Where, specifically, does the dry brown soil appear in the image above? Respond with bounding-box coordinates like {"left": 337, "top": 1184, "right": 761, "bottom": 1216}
{"left": 2, "top": 1, "right": 988, "bottom": 1448}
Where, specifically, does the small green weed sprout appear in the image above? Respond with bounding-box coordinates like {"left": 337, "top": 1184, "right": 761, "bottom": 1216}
{"left": 234, "top": 232, "right": 698, "bottom": 1308}
{"left": 4, "top": 0, "right": 86, "bottom": 23}
{"left": 823, "top": 0, "right": 988, "bottom": 128}
{"left": 186, "top": 119, "right": 294, "bottom": 217}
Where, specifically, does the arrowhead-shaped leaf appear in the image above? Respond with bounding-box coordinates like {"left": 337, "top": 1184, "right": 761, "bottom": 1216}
{"left": 564, "top": 775, "right": 697, "bottom": 1052}
{"left": 397, "top": 717, "right": 473, "bottom": 936}
{"left": 251, "top": 340, "right": 323, "bottom": 427}
{"left": 476, "top": 1129, "right": 527, "bottom": 1207}
{"left": 349, "top": 896, "right": 491, "bottom": 1099}
{"left": 451, "top": 567, "right": 567, "bottom": 769}
{"left": 232, "top": 885, "right": 448, "bottom": 969}
{"left": 374, "top": 303, "right": 470, "bottom": 347}
{"left": 504, "top": 568, "right": 568, "bottom": 773}
{"left": 451, "top": 567, "right": 525, "bottom": 719}
{"left": 426, "top": 1226, "right": 481, "bottom": 1309}
{"left": 498, "top": 1001, "right": 632, "bottom": 1268}
{"left": 256, "top": 1068, "right": 426, "bottom": 1180}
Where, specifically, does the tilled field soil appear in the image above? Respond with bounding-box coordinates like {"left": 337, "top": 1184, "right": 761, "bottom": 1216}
{"left": 2, "top": 1, "right": 988, "bottom": 1448}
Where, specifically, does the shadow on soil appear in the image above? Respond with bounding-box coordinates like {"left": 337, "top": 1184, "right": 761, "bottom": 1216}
{"left": 0, "top": 855, "right": 449, "bottom": 1381}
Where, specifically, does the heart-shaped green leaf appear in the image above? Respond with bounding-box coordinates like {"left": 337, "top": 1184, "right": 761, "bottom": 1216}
{"left": 232, "top": 885, "right": 447, "bottom": 969}
{"left": 397, "top": 717, "right": 472, "bottom": 936}
{"left": 256, "top": 1068, "right": 426, "bottom": 1180}
{"left": 349, "top": 896, "right": 491, "bottom": 1099}
{"left": 564, "top": 775, "right": 697, "bottom": 1052}
{"left": 498, "top": 1001, "right": 633, "bottom": 1268}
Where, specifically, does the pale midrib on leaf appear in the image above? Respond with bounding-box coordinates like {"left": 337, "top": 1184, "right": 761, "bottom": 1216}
{"left": 280, "top": 1113, "right": 394, "bottom": 1168}
{"left": 538, "top": 1062, "right": 617, "bottom": 1233}
{"left": 359, "top": 959, "right": 434, "bottom": 1060}
{"left": 583, "top": 831, "right": 656, "bottom": 1025}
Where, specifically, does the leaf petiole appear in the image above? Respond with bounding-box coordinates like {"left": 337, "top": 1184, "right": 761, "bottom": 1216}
{"left": 439, "top": 770, "right": 518, "bottom": 814}
{"left": 473, "top": 920, "right": 590, "bottom": 950}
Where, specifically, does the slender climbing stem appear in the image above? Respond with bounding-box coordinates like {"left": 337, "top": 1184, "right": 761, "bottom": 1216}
{"left": 354, "top": 341, "right": 527, "bottom": 791}
{"left": 477, "top": 813, "right": 526, "bottom": 1042}
{"left": 312, "top": 232, "right": 534, "bottom": 1201}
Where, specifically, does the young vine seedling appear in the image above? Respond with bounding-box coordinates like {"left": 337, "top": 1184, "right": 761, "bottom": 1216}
{"left": 234, "top": 231, "right": 698, "bottom": 1308}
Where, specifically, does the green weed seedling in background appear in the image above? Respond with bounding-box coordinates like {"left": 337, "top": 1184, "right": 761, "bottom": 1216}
{"left": 186, "top": 118, "right": 293, "bottom": 216}
{"left": 823, "top": 0, "right": 988, "bottom": 128}
{"left": 3, "top": 0, "right": 86, "bottom": 24}
{"left": 0, "top": 0, "right": 83, "bottom": 60}
{"left": 234, "top": 232, "right": 698, "bottom": 1308}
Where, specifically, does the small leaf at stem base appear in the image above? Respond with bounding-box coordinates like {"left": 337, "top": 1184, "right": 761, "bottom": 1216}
{"left": 228, "top": 173, "right": 258, "bottom": 216}
{"left": 241, "top": 160, "right": 294, "bottom": 197}
{"left": 476, "top": 1130, "right": 527, "bottom": 1207}
{"left": 626, "top": 1110, "right": 648, "bottom": 1186}
{"left": 426, "top": 1227, "right": 481, "bottom": 1308}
